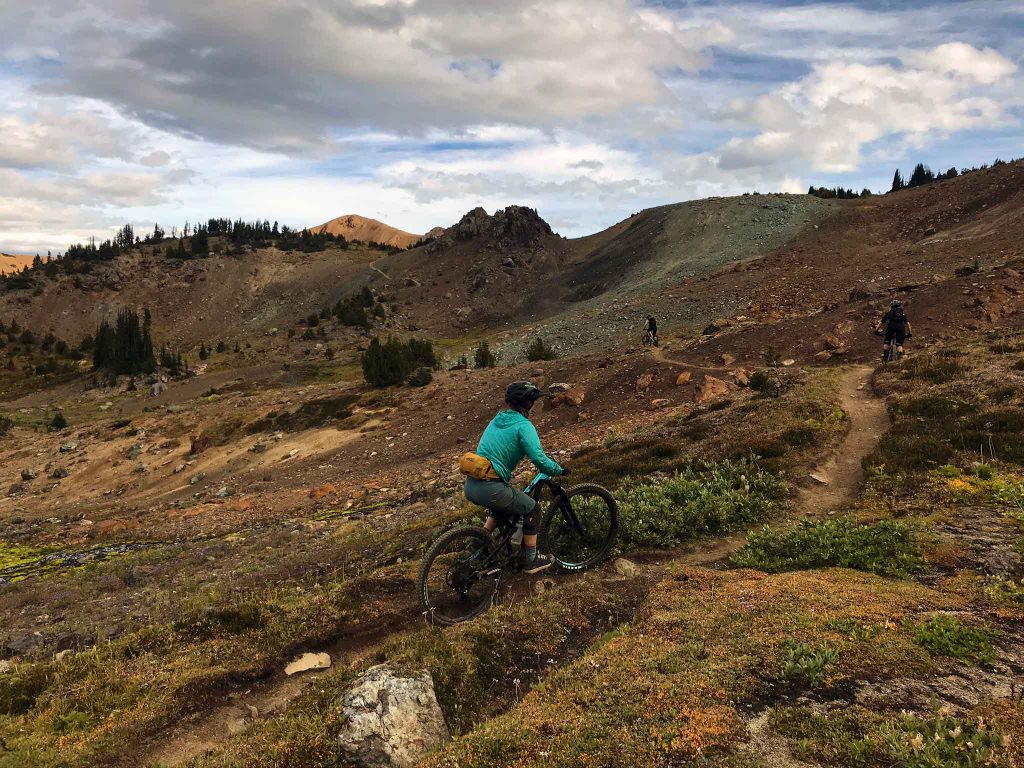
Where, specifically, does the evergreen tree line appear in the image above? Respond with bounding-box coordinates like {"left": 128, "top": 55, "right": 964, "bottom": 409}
{"left": 807, "top": 186, "right": 872, "bottom": 200}
{"left": 890, "top": 156, "right": 1022, "bottom": 193}
{"left": 93, "top": 308, "right": 156, "bottom": 375}
{"left": 361, "top": 336, "right": 439, "bottom": 387}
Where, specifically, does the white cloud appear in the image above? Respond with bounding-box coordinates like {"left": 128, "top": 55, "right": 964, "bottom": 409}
{"left": 911, "top": 42, "right": 1018, "bottom": 84}
{"left": 716, "top": 43, "right": 1018, "bottom": 174}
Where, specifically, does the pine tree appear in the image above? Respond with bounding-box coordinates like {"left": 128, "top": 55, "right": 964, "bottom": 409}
{"left": 526, "top": 337, "right": 557, "bottom": 361}
{"left": 191, "top": 226, "right": 209, "bottom": 256}
{"left": 890, "top": 169, "right": 905, "bottom": 192}
{"left": 474, "top": 341, "right": 497, "bottom": 368}
{"left": 907, "top": 163, "right": 935, "bottom": 188}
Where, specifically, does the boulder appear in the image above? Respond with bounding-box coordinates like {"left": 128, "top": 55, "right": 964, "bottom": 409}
{"left": 694, "top": 376, "right": 730, "bottom": 404}
{"left": 337, "top": 665, "right": 450, "bottom": 768}
{"left": 3, "top": 632, "right": 42, "bottom": 658}
{"left": 613, "top": 558, "right": 640, "bottom": 578}
{"left": 675, "top": 371, "right": 692, "bottom": 386}
{"left": 814, "top": 351, "right": 832, "bottom": 362}
{"left": 823, "top": 334, "right": 844, "bottom": 351}
{"left": 650, "top": 398, "right": 671, "bottom": 409}
{"left": 551, "top": 385, "right": 585, "bottom": 408}
{"left": 50, "top": 467, "right": 69, "bottom": 479}
{"left": 732, "top": 370, "right": 750, "bottom": 387}
{"left": 635, "top": 373, "right": 654, "bottom": 393}
{"left": 720, "top": 353, "right": 735, "bottom": 366}
{"left": 702, "top": 318, "right": 731, "bottom": 335}
{"left": 20, "top": 468, "right": 36, "bottom": 482}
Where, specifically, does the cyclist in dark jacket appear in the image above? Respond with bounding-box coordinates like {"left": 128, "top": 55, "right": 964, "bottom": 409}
{"left": 643, "top": 315, "right": 659, "bottom": 346}
{"left": 877, "top": 300, "right": 912, "bottom": 360}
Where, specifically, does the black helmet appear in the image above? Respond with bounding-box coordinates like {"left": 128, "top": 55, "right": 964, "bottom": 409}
{"left": 505, "top": 381, "right": 542, "bottom": 409}
{"left": 890, "top": 299, "right": 903, "bottom": 308}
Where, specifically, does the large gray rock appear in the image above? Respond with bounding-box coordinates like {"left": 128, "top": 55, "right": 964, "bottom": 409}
{"left": 337, "top": 665, "right": 450, "bottom": 768}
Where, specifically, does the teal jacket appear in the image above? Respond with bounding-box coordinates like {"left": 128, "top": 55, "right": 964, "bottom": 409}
{"left": 475, "top": 410, "right": 563, "bottom": 482}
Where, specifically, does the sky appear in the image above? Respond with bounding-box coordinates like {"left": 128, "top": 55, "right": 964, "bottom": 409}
{"left": 1, "top": 0, "right": 1022, "bottom": 254}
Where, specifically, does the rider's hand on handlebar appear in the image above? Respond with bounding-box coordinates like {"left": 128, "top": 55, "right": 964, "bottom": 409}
{"left": 559, "top": 467, "right": 571, "bottom": 477}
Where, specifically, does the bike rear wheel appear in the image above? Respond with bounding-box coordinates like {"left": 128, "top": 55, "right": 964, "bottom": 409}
{"left": 418, "top": 526, "right": 501, "bottom": 626}
{"left": 539, "top": 484, "right": 618, "bottom": 572}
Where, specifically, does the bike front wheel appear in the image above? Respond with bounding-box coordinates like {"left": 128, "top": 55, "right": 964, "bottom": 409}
{"left": 417, "top": 525, "right": 501, "bottom": 626}
{"left": 539, "top": 484, "right": 618, "bottom": 572}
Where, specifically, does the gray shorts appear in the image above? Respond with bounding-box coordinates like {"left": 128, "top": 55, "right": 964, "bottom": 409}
{"left": 464, "top": 477, "right": 536, "bottom": 519}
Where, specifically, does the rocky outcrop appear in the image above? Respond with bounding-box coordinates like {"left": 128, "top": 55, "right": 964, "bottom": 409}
{"left": 429, "top": 206, "right": 553, "bottom": 252}
{"left": 337, "top": 665, "right": 450, "bottom": 768}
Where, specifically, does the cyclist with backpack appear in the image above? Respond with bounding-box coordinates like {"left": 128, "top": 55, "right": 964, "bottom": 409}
{"left": 877, "top": 299, "right": 912, "bottom": 362}
{"left": 643, "top": 315, "right": 659, "bottom": 346}
{"left": 459, "top": 381, "right": 565, "bottom": 574}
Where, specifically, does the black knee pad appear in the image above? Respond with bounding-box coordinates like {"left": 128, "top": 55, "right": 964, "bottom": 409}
{"left": 523, "top": 501, "right": 541, "bottom": 536}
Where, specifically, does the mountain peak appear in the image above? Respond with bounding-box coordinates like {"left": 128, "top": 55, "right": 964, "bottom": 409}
{"left": 310, "top": 214, "right": 420, "bottom": 248}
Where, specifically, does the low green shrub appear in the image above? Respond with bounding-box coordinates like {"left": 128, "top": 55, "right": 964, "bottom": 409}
{"left": 885, "top": 708, "right": 1006, "bottom": 767}
{"left": 772, "top": 705, "right": 1007, "bottom": 768}
{"left": 897, "top": 355, "right": 965, "bottom": 384}
{"left": 782, "top": 641, "right": 838, "bottom": 687}
{"left": 616, "top": 459, "right": 786, "bottom": 550}
{"left": 913, "top": 615, "right": 994, "bottom": 665}
{"left": 731, "top": 517, "right": 921, "bottom": 577}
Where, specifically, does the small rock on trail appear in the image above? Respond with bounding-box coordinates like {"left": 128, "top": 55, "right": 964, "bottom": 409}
{"left": 284, "top": 652, "right": 332, "bottom": 676}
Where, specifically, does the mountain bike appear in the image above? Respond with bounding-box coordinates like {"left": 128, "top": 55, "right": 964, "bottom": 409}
{"left": 642, "top": 330, "right": 659, "bottom": 347}
{"left": 417, "top": 474, "right": 618, "bottom": 625}
{"left": 883, "top": 333, "right": 911, "bottom": 364}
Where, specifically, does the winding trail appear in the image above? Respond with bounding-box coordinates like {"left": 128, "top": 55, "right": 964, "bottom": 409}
{"left": 143, "top": 364, "right": 889, "bottom": 766}
{"left": 644, "top": 361, "right": 888, "bottom": 566}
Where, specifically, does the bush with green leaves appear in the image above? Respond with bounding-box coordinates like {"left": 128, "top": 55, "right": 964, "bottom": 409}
{"left": 49, "top": 411, "right": 67, "bottom": 431}
{"left": 408, "top": 366, "right": 433, "bottom": 387}
{"left": 782, "top": 641, "right": 838, "bottom": 687}
{"left": 526, "top": 337, "right": 557, "bottom": 361}
{"left": 731, "top": 517, "right": 921, "bottom": 577}
{"left": 913, "top": 615, "right": 994, "bottom": 665}
{"left": 474, "top": 341, "right": 497, "bottom": 368}
{"left": 615, "top": 458, "right": 786, "bottom": 550}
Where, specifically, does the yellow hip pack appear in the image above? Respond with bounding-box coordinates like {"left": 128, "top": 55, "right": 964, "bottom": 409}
{"left": 459, "top": 452, "right": 501, "bottom": 481}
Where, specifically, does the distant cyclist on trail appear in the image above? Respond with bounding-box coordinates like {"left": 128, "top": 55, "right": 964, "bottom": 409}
{"left": 460, "top": 381, "right": 565, "bottom": 574}
{"left": 643, "top": 315, "right": 659, "bottom": 347}
{"left": 876, "top": 299, "right": 912, "bottom": 361}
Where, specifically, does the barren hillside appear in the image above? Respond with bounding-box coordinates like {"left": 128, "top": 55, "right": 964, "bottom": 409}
{"left": 0, "top": 253, "right": 36, "bottom": 274}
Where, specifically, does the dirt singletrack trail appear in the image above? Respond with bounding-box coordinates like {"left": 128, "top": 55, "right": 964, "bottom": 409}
{"left": 792, "top": 364, "right": 888, "bottom": 516}
{"left": 642, "top": 363, "right": 888, "bottom": 567}
{"left": 650, "top": 341, "right": 736, "bottom": 373}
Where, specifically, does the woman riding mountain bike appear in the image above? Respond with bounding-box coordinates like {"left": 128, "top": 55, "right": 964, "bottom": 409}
{"left": 461, "top": 381, "right": 563, "bottom": 573}
{"left": 417, "top": 381, "right": 618, "bottom": 624}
